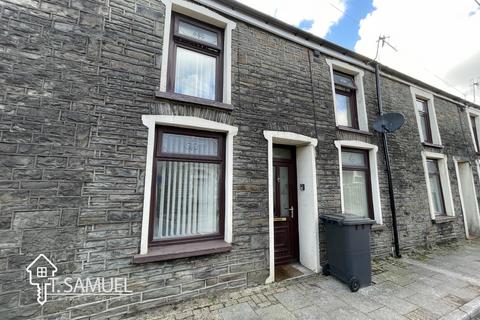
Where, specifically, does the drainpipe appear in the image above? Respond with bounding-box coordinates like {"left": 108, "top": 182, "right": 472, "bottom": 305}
{"left": 374, "top": 63, "right": 401, "bottom": 258}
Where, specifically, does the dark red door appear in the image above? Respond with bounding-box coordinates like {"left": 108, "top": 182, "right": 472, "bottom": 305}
{"left": 273, "top": 146, "right": 299, "bottom": 265}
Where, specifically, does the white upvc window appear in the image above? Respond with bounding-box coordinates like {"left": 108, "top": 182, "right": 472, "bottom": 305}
{"left": 467, "top": 107, "right": 480, "bottom": 153}
{"left": 326, "top": 59, "right": 368, "bottom": 132}
{"left": 334, "top": 140, "right": 382, "bottom": 224}
{"left": 159, "top": 0, "right": 236, "bottom": 104}
{"left": 421, "top": 151, "right": 455, "bottom": 219}
{"left": 410, "top": 87, "right": 442, "bottom": 145}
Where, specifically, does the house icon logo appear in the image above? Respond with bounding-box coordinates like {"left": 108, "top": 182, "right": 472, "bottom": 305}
{"left": 26, "top": 254, "right": 58, "bottom": 305}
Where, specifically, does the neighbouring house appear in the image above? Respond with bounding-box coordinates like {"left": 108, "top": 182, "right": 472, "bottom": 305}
{"left": 1, "top": 0, "right": 480, "bottom": 318}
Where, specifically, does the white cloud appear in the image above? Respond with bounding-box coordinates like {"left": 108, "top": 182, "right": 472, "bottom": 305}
{"left": 354, "top": 0, "right": 480, "bottom": 103}
{"left": 236, "top": 0, "right": 346, "bottom": 37}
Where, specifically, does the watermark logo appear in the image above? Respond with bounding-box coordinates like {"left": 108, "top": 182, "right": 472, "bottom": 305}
{"left": 26, "top": 254, "right": 58, "bottom": 305}
{"left": 26, "top": 254, "right": 132, "bottom": 306}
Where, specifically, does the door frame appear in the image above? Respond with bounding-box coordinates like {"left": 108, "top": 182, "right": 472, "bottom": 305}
{"left": 454, "top": 158, "right": 480, "bottom": 238}
{"left": 273, "top": 145, "right": 299, "bottom": 265}
{"left": 264, "top": 131, "right": 320, "bottom": 284}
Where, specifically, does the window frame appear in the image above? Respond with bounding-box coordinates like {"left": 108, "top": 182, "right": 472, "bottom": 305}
{"left": 326, "top": 59, "right": 369, "bottom": 132}
{"left": 467, "top": 108, "right": 480, "bottom": 153}
{"left": 471, "top": 115, "right": 479, "bottom": 151}
{"left": 411, "top": 87, "right": 442, "bottom": 146}
{"left": 341, "top": 148, "right": 374, "bottom": 219}
{"left": 416, "top": 98, "right": 433, "bottom": 144}
{"left": 334, "top": 71, "right": 359, "bottom": 130}
{"left": 148, "top": 126, "right": 226, "bottom": 247}
{"left": 421, "top": 151, "right": 455, "bottom": 219}
{"left": 334, "top": 140, "right": 382, "bottom": 224}
{"left": 167, "top": 12, "right": 224, "bottom": 102}
{"left": 426, "top": 158, "right": 447, "bottom": 216}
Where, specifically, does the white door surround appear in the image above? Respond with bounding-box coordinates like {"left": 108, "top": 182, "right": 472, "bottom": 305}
{"left": 454, "top": 158, "right": 480, "bottom": 239}
{"left": 263, "top": 131, "right": 320, "bottom": 284}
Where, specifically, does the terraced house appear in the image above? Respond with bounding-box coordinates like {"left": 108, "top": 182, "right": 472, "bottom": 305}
{"left": 0, "top": 0, "right": 480, "bottom": 318}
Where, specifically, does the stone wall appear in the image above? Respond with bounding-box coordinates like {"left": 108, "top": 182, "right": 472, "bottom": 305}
{"left": 0, "top": 0, "right": 478, "bottom": 318}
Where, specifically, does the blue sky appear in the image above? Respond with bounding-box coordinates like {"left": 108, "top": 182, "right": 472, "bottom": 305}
{"left": 298, "top": 0, "right": 374, "bottom": 50}
{"left": 238, "top": 0, "right": 480, "bottom": 102}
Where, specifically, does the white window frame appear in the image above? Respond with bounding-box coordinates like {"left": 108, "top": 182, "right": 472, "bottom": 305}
{"left": 326, "top": 59, "right": 368, "bottom": 132}
{"left": 466, "top": 107, "right": 480, "bottom": 153}
{"left": 410, "top": 87, "right": 442, "bottom": 145}
{"left": 159, "top": 0, "right": 236, "bottom": 104}
{"left": 421, "top": 151, "right": 455, "bottom": 219}
{"left": 334, "top": 140, "right": 382, "bottom": 224}
{"left": 139, "top": 115, "right": 238, "bottom": 255}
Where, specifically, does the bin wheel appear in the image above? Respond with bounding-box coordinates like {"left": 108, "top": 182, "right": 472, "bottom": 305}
{"left": 322, "top": 264, "right": 330, "bottom": 276}
{"left": 349, "top": 277, "right": 360, "bottom": 292}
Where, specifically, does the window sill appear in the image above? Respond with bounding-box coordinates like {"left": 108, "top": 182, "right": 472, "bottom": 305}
{"left": 154, "top": 91, "right": 234, "bottom": 111}
{"left": 422, "top": 142, "right": 444, "bottom": 149}
{"left": 336, "top": 126, "right": 373, "bottom": 136}
{"left": 133, "top": 240, "right": 232, "bottom": 263}
{"left": 371, "top": 224, "right": 386, "bottom": 232}
{"left": 432, "top": 216, "right": 456, "bottom": 224}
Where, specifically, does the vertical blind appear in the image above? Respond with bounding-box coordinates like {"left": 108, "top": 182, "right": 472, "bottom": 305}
{"left": 153, "top": 132, "right": 222, "bottom": 241}
{"left": 342, "top": 171, "right": 369, "bottom": 218}
{"left": 342, "top": 150, "right": 370, "bottom": 218}
{"left": 154, "top": 161, "right": 220, "bottom": 240}
{"left": 427, "top": 159, "right": 445, "bottom": 215}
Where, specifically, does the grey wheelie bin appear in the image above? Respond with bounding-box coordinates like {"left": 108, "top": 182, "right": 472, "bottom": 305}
{"left": 320, "top": 214, "right": 375, "bottom": 292}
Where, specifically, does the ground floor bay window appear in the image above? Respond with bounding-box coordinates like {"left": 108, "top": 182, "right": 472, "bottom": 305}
{"left": 135, "top": 116, "right": 237, "bottom": 263}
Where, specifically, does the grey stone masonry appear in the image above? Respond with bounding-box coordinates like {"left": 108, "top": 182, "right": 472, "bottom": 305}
{"left": 0, "top": 0, "right": 479, "bottom": 318}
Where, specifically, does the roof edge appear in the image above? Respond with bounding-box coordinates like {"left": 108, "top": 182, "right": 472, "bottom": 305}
{"left": 200, "top": 0, "right": 478, "bottom": 108}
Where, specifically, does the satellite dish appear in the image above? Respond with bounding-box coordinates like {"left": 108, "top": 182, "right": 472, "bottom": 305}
{"left": 373, "top": 112, "right": 405, "bottom": 133}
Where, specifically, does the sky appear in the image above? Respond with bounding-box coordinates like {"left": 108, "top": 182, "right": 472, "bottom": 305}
{"left": 236, "top": 0, "right": 480, "bottom": 103}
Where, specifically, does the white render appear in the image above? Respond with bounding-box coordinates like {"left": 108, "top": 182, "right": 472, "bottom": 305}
{"left": 263, "top": 131, "right": 320, "bottom": 284}
{"left": 453, "top": 158, "right": 480, "bottom": 238}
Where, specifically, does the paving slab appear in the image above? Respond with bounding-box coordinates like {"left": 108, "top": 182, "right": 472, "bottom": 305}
{"left": 129, "top": 240, "right": 480, "bottom": 320}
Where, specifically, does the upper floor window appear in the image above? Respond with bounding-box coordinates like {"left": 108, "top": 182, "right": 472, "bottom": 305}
{"left": 167, "top": 13, "right": 224, "bottom": 101}
{"left": 416, "top": 98, "right": 432, "bottom": 143}
{"left": 410, "top": 87, "right": 442, "bottom": 146}
{"left": 467, "top": 108, "right": 480, "bottom": 153}
{"left": 334, "top": 71, "right": 358, "bottom": 129}
{"left": 326, "top": 59, "right": 368, "bottom": 132}
{"left": 157, "top": 0, "right": 236, "bottom": 106}
{"left": 470, "top": 115, "right": 479, "bottom": 151}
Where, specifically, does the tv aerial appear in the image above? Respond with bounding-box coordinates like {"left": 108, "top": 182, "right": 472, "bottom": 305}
{"left": 373, "top": 112, "right": 405, "bottom": 133}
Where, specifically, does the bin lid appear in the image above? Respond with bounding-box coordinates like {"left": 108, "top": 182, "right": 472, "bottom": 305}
{"left": 320, "top": 213, "right": 375, "bottom": 226}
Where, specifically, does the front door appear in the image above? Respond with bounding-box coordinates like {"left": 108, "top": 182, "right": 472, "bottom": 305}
{"left": 273, "top": 146, "right": 299, "bottom": 265}
{"left": 457, "top": 161, "right": 480, "bottom": 238}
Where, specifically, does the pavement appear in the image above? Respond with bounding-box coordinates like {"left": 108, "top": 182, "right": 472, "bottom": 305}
{"left": 131, "top": 240, "right": 480, "bottom": 320}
